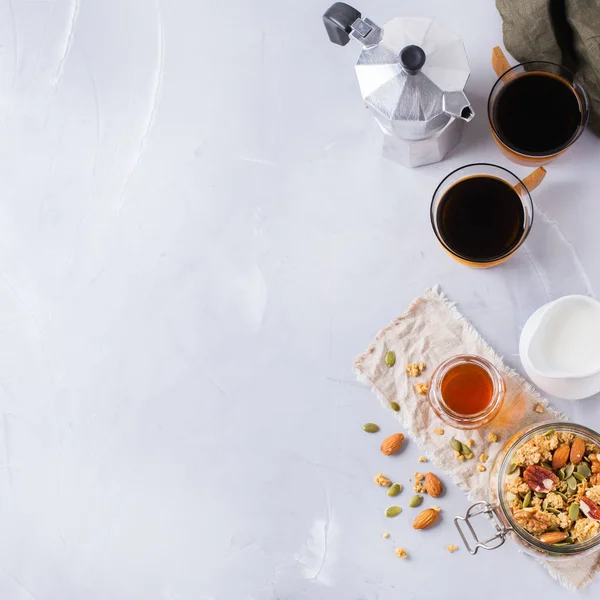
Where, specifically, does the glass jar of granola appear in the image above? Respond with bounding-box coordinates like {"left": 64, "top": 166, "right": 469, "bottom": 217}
{"left": 455, "top": 422, "right": 600, "bottom": 558}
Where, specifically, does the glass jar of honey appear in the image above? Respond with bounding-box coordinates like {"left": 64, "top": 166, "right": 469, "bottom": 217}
{"left": 428, "top": 355, "right": 505, "bottom": 429}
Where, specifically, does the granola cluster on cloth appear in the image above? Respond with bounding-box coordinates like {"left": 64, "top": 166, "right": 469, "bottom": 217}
{"left": 506, "top": 431, "right": 600, "bottom": 545}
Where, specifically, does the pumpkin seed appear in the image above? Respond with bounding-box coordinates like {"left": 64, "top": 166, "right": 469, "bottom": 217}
{"left": 544, "top": 429, "right": 555, "bottom": 437}
{"left": 507, "top": 463, "right": 519, "bottom": 475}
{"left": 566, "top": 476, "right": 578, "bottom": 491}
{"left": 572, "top": 471, "right": 585, "bottom": 482}
{"left": 583, "top": 455, "right": 592, "bottom": 464}
{"left": 522, "top": 491, "right": 532, "bottom": 508}
{"left": 565, "top": 464, "right": 575, "bottom": 478}
{"left": 387, "top": 483, "right": 402, "bottom": 497}
{"left": 390, "top": 402, "right": 400, "bottom": 412}
{"left": 451, "top": 439, "right": 463, "bottom": 453}
{"left": 385, "top": 506, "right": 402, "bottom": 518}
{"left": 534, "top": 491, "right": 547, "bottom": 498}
{"left": 547, "top": 507, "right": 560, "bottom": 515}
{"left": 541, "top": 461, "right": 553, "bottom": 470}
{"left": 460, "top": 443, "right": 472, "bottom": 456}
{"left": 542, "top": 498, "right": 548, "bottom": 511}
{"left": 553, "top": 542, "right": 571, "bottom": 547}
{"left": 562, "top": 536, "right": 574, "bottom": 544}
{"left": 546, "top": 526, "right": 559, "bottom": 532}
{"left": 577, "top": 463, "right": 592, "bottom": 477}
{"left": 362, "top": 423, "right": 380, "bottom": 433}
{"left": 569, "top": 503, "right": 580, "bottom": 520}
{"left": 557, "top": 468, "right": 566, "bottom": 481}
{"left": 556, "top": 491, "right": 569, "bottom": 502}
{"left": 385, "top": 351, "right": 396, "bottom": 367}
{"left": 409, "top": 495, "right": 423, "bottom": 508}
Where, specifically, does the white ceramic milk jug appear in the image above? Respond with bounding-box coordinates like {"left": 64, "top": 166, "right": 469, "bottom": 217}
{"left": 519, "top": 295, "right": 600, "bottom": 400}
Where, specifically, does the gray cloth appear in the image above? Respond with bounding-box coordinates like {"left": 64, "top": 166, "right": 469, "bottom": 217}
{"left": 497, "top": 0, "right": 600, "bottom": 135}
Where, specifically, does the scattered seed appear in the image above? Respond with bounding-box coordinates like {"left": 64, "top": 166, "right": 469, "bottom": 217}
{"left": 460, "top": 443, "right": 472, "bottom": 456}
{"left": 418, "top": 456, "right": 427, "bottom": 463}
{"left": 569, "top": 503, "right": 580, "bottom": 520}
{"left": 467, "top": 439, "right": 474, "bottom": 448}
{"left": 577, "top": 463, "right": 592, "bottom": 477}
{"left": 363, "top": 423, "right": 380, "bottom": 433}
{"left": 390, "top": 402, "right": 400, "bottom": 412}
{"left": 387, "top": 483, "right": 403, "bottom": 497}
{"left": 522, "top": 491, "right": 532, "bottom": 508}
{"left": 464, "top": 452, "right": 474, "bottom": 460}
{"left": 409, "top": 495, "right": 424, "bottom": 508}
{"left": 565, "top": 464, "right": 575, "bottom": 478}
{"left": 434, "top": 428, "right": 444, "bottom": 435}
{"left": 507, "top": 463, "right": 519, "bottom": 474}
{"left": 385, "top": 506, "right": 402, "bottom": 518}
{"left": 385, "top": 351, "right": 396, "bottom": 367}
{"left": 450, "top": 439, "right": 463, "bottom": 453}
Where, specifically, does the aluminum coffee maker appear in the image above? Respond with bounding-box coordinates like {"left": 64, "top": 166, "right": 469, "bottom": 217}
{"left": 323, "top": 3, "right": 475, "bottom": 167}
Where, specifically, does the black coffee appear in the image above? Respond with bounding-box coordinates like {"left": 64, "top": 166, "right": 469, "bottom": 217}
{"left": 437, "top": 176, "right": 525, "bottom": 262}
{"left": 492, "top": 72, "right": 581, "bottom": 155}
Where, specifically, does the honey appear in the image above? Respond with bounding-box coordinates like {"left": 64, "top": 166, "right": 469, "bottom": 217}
{"left": 441, "top": 362, "right": 493, "bottom": 415}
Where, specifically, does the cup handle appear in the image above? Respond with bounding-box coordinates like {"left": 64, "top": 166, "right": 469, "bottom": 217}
{"left": 492, "top": 46, "right": 513, "bottom": 79}
{"left": 520, "top": 167, "right": 547, "bottom": 194}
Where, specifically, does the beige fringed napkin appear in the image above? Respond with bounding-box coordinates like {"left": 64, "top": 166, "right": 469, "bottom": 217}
{"left": 354, "top": 287, "right": 599, "bottom": 591}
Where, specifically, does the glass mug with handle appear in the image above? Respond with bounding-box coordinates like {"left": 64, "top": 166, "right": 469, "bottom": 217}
{"left": 430, "top": 163, "right": 545, "bottom": 268}
{"left": 488, "top": 47, "right": 589, "bottom": 167}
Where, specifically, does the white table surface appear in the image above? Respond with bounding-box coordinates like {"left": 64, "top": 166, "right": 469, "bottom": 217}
{"left": 1, "top": 0, "right": 600, "bottom": 598}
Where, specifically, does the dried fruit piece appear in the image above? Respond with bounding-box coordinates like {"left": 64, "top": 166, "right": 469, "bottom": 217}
{"left": 533, "top": 403, "right": 544, "bottom": 413}
{"left": 570, "top": 437, "right": 586, "bottom": 465}
{"left": 374, "top": 473, "right": 392, "bottom": 487}
{"left": 390, "top": 402, "right": 400, "bottom": 412}
{"left": 539, "top": 531, "right": 569, "bottom": 544}
{"left": 394, "top": 547, "right": 407, "bottom": 558}
{"left": 580, "top": 497, "right": 600, "bottom": 520}
{"left": 387, "top": 483, "right": 402, "bottom": 497}
{"left": 409, "top": 494, "right": 423, "bottom": 508}
{"left": 381, "top": 433, "right": 404, "bottom": 455}
{"left": 434, "top": 428, "right": 444, "bottom": 435}
{"left": 523, "top": 465, "right": 559, "bottom": 492}
{"left": 488, "top": 432, "right": 498, "bottom": 443}
{"left": 425, "top": 473, "right": 443, "bottom": 498}
{"left": 569, "top": 503, "right": 580, "bottom": 520}
{"left": 385, "top": 351, "right": 396, "bottom": 367}
{"left": 363, "top": 423, "right": 380, "bottom": 433}
{"left": 447, "top": 544, "right": 458, "bottom": 553}
{"left": 413, "top": 508, "right": 440, "bottom": 529}
{"left": 385, "top": 506, "right": 402, "bottom": 518}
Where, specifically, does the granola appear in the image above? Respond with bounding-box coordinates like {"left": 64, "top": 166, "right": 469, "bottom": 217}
{"left": 506, "top": 432, "right": 600, "bottom": 547}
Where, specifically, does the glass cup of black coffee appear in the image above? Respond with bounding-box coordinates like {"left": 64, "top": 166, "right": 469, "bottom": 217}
{"left": 430, "top": 163, "right": 539, "bottom": 268}
{"left": 488, "top": 61, "right": 589, "bottom": 166}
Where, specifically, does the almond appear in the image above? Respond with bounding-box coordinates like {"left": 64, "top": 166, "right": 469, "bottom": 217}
{"left": 552, "top": 444, "right": 570, "bottom": 469}
{"left": 413, "top": 508, "right": 440, "bottom": 530}
{"left": 523, "top": 465, "right": 559, "bottom": 492}
{"left": 539, "top": 531, "right": 569, "bottom": 544}
{"left": 570, "top": 437, "right": 586, "bottom": 465}
{"left": 381, "top": 433, "right": 404, "bottom": 456}
{"left": 580, "top": 497, "right": 600, "bottom": 520}
{"left": 425, "top": 472, "right": 443, "bottom": 498}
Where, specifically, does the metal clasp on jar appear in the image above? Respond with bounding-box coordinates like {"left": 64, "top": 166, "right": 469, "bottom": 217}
{"left": 454, "top": 501, "right": 512, "bottom": 554}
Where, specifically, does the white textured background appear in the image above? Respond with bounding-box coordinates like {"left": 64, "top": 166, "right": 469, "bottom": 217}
{"left": 0, "top": 0, "right": 599, "bottom": 598}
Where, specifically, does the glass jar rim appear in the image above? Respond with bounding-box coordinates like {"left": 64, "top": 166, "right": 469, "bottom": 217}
{"left": 428, "top": 354, "right": 506, "bottom": 429}
{"left": 487, "top": 61, "right": 590, "bottom": 159}
{"left": 497, "top": 422, "right": 600, "bottom": 556}
{"left": 429, "top": 163, "right": 534, "bottom": 265}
